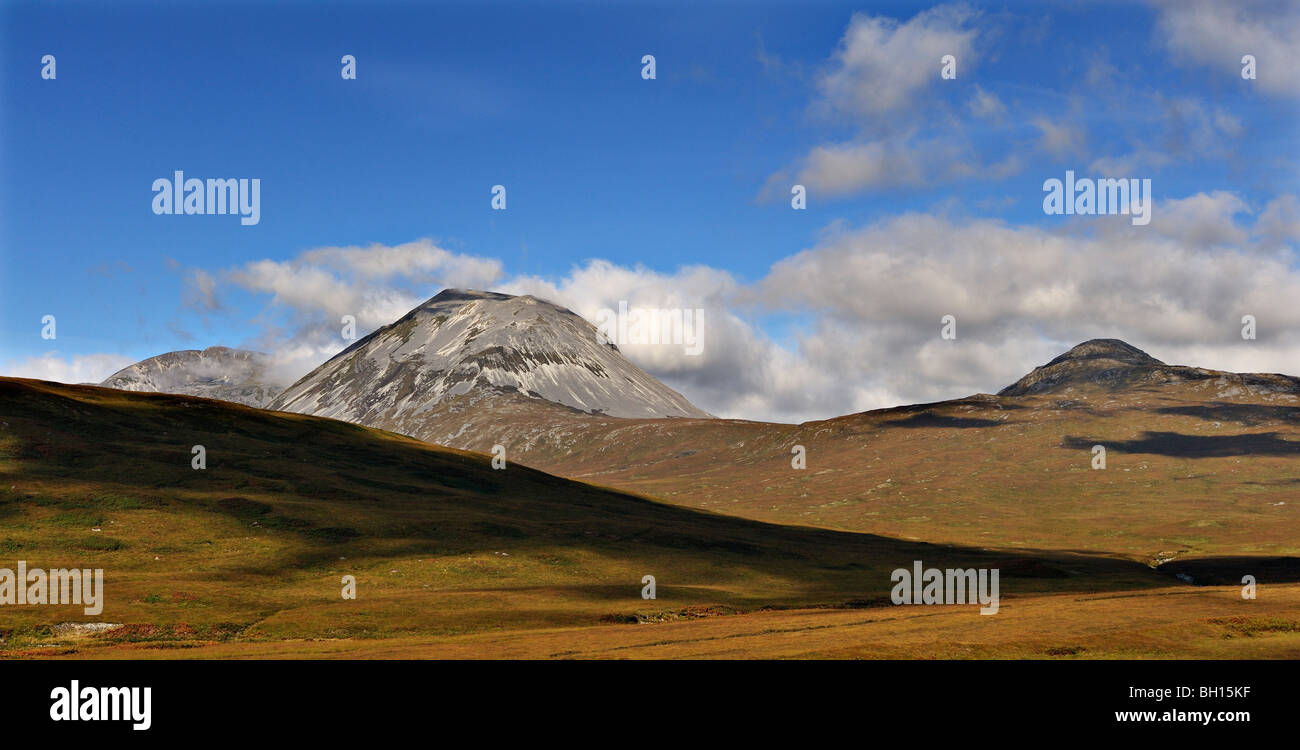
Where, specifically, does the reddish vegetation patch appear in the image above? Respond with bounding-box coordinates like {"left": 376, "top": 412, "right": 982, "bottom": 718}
{"left": 601, "top": 605, "right": 747, "bottom": 624}
{"left": 1204, "top": 616, "right": 1300, "bottom": 637}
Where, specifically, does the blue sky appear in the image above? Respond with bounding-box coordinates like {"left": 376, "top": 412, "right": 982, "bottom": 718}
{"left": 3, "top": 0, "right": 1298, "bottom": 422}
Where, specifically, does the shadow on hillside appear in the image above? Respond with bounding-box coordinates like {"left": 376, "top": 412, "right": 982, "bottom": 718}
{"left": 0, "top": 377, "right": 1186, "bottom": 601}
{"left": 1063, "top": 431, "right": 1300, "bottom": 457}
{"left": 850, "top": 396, "right": 1025, "bottom": 420}
{"left": 883, "top": 413, "right": 1003, "bottom": 429}
{"left": 1157, "top": 403, "right": 1300, "bottom": 426}
{"left": 1242, "top": 477, "right": 1300, "bottom": 486}
{"left": 1161, "top": 556, "right": 1300, "bottom": 585}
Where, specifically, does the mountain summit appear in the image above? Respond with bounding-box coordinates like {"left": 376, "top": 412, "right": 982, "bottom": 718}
{"left": 1043, "top": 339, "right": 1164, "bottom": 368}
{"left": 999, "top": 338, "right": 1299, "bottom": 396}
{"left": 270, "top": 289, "right": 712, "bottom": 430}
{"left": 101, "top": 346, "right": 281, "bottom": 407}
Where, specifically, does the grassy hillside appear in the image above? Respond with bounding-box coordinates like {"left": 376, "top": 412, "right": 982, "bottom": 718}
{"left": 424, "top": 387, "right": 1300, "bottom": 568}
{"left": 0, "top": 377, "right": 1176, "bottom": 656}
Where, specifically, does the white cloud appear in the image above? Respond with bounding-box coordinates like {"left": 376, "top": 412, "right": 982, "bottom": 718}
{"left": 225, "top": 238, "right": 501, "bottom": 330}
{"left": 764, "top": 132, "right": 1020, "bottom": 199}
{"left": 1255, "top": 194, "right": 1300, "bottom": 246}
{"left": 816, "top": 4, "right": 979, "bottom": 119}
{"left": 3, "top": 353, "right": 135, "bottom": 385}
{"left": 183, "top": 269, "right": 220, "bottom": 311}
{"left": 967, "top": 85, "right": 1006, "bottom": 120}
{"left": 1033, "top": 116, "right": 1086, "bottom": 159}
{"left": 486, "top": 191, "right": 1300, "bottom": 422}
{"left": 1153, "top": 0, "right": 1300, "bottom": 97}
{"left": 218, "top": 238, "right": 505, "bottom": 386}
{"left": 749, "top": 204, "right": 1300, "bottom": 414}
{"left": 1152, "top": 191, "right": 1252, "bottom": 248}
{"left": 58, "top": 194, "right": 1295, "bottom": 424}
{"left": 299, "top": 240, "right": 503, "bottom": 284}
{"left": 21, "top": 188, "right": 1299, "bottom": 424}
{"left": 791, "top": 139, "right": 927, "bottom": 194}
{"left": 761, "top": 7, "right": 1023, "bottom": 200}
{"left": 498, "top": 261, "right": 833, "bottom": 423}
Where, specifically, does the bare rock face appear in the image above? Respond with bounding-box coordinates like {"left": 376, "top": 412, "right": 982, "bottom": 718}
{"left": 100, "top": 346, "right": 282, "bottom": 408}
{"left": 999, "top": 339, "right": 1300, "bottom": 397}
{"left": 269, "top": 289, "right": 711, "bottom": 436}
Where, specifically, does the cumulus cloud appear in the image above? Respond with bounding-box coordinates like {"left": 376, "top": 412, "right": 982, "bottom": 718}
{"left": 763, "top": 132, "right": 1022, "bottom": 200}
{"left": 19, "top": 190, "right": 1299, "bottom": 424}
{"left": 225, "top": 239, "right": 501, "bottom": 327}
{"left": 3, "top": 353, "right": 135, "bottom": 385}
{"left": 217, "top": 238, "right": 504, "bottom": 385}
{"left": 1151, "top": 191, "right": 1252, "bottom": 248}
{"left": 144, "top": 185, "right": 1296, "bottom": 424}
{"left": 784, "top": 139, "right": 927, "bottom": 195}
{"left": 1153, "top": 0, "right": 1300, "bottom": 97}
{"left": 749, "top": 204, "right": 1300, "bottom": 415}
{"left": 297, "top": 241, "right": 503, "bottom": 284}
{"left": 497, "top": 261, "right": 834, "bottom": 423}
{"left": 1255, "top": 194, "right": 1300, "bottom": 246}
{"left": 761, "top": 6, "right": 1022, "bottom": 200}
{"left": 816, "top": 4, "right": 979, "bottom": 120}
{"left": 479, "top": 190, "right": 1300, "bottom": 421}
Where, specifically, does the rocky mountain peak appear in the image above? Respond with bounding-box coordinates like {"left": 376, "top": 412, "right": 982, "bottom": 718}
{"left": 999, "top": 338, "right": 1172, "bottom": 396}
{"left": 999, "top": 338, "right": 1300, "bottom": 397}
{"left": 100, "top": 346, "right": 282, "bottom": 407}
{"left": 1044, "top": 339, "right": 1164, "bottom": 368}
{"left": 269, "top": 288, "right": 711, "bottom": 424}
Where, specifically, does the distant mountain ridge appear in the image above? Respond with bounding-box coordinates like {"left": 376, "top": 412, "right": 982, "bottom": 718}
{"left": 998, "top": 338, "right": 1300, "bottom": 397}
{"left": 100, "top": 346, "right": 282, "bottom": 407}
{"left": 396, "top": 337, "right": 1299, "bottom": 566}
{"left": 268, "top": 289, "right": 712, "bottom": 434}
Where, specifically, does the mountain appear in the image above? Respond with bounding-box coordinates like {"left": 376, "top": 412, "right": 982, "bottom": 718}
{"left": 417, "top": 339, "right": 1300, "bottom": 564}
{"left": 100, "top": 346, "right": 282, "bottom": 407}
{"left": 999, "top": 338, "right": 1300, "bottom": 397}
{"left": 269, "top": 289, "right": 712, "bottom": 437}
